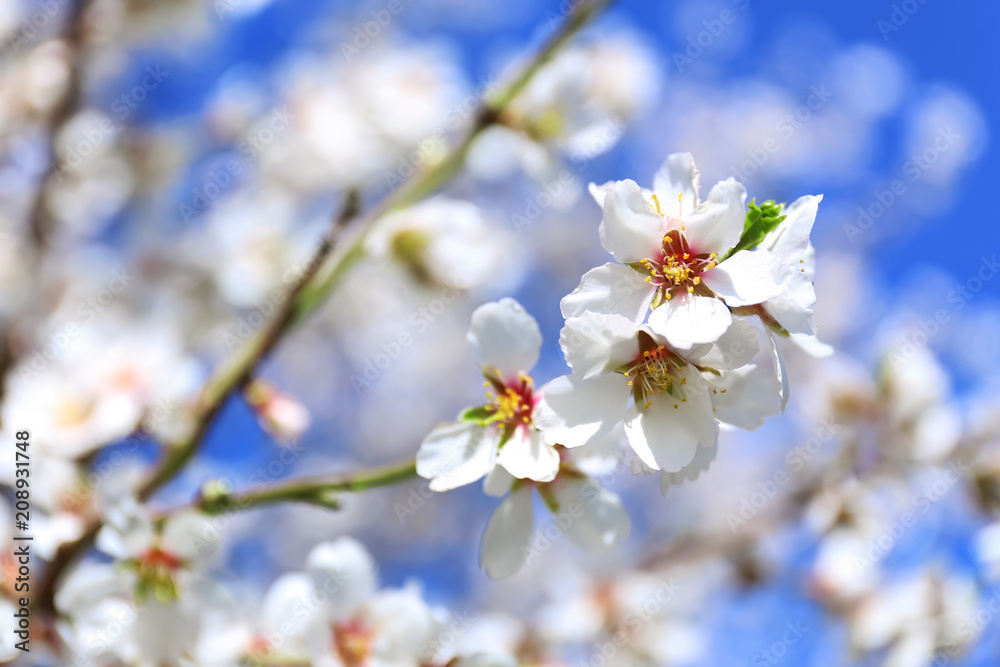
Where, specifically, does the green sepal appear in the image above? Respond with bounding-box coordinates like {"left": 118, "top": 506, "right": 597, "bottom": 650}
{"left": 537, "top": 484, "right": 561, "bottom": 513}
{"left": 459, "top": 405, "right": 496, "bottom": 423}
{"left": 724, "top": 199, "right": 786, "bottom": 259}
{"left": 497, "top": 422, "right": 517, "bottom": 450}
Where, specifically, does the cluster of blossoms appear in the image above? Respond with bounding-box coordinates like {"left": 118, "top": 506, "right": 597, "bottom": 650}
{"left": 417, "top": 153, "right": 826, "bottom": 577}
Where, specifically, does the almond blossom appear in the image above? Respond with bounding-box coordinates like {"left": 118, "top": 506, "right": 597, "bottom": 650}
{"left": 416, "top": 298, "right": 560, "bottom": 491}
{"left": 536, "top": 311, "right": 784, "bottom": 474}
{"left": 563, "top": 153, "right": 790, "bottom": 348}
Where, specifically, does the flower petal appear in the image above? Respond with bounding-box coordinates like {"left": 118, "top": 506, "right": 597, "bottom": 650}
{"left": 560, "top": 263, "right": 655, "bottom": 324}
{"left": 652, "top": 152, "right": 700, "bottom": 215}
{"left": 480, "top": 488, "right": 534, "bottom": 580}
{"left": 623, "top": 368, "right": 718, "bottom": 472}
{"left": 646, "top": 293, "right": 732, "bottom": 349}
{"left": 763, "top": 267, "right": 817, "bottom": 335}
{"left": 497, "top": 428, "right": 560, "bottom": 482}
{"left": 161, "top": 511, "right": 217, "bottom": 564}
{"left": 535, "top": 373, "right": 629, "bottom": 448}
{"left": 599, "top": 180, "right": 664, "bottom": 264}
{"left": 588, "top": 181, "right": 615, "bottom": 209}
{"left": 483, "top": 464, "right": 515, "bottom": 497}
{"left": 660, "top": 443, "right": 718, "bottom": 493}
{"left": 468, "top": 298, "right": 543, "bottom": 380}
{"left": 708, "top": 329, "right": 783, "bottom": 431}
{"left": 703, "top": 249, "right": 787, "bottom": 306}
{"left": 681, "top": 314, "right": 760, "bottom": 371}
{"left": 790, "top": 332, "right": 834, "bottom": 358}
{"left": 417, "top": 422, "right": 498, "bottom": 492}
{"left": 683, "top": 178, "right": 746, "bottom": 255}
{"left": 560, "top": 312, "right": 640, "bottom": 378}
{"left": 549, "top": 478, "right": 631, "bottom": 551}
{"left": 762, "top": 194, "right": 823, "bottom": 262}
{"left": 305, "top": 537, "right": 377, "bottom": 622}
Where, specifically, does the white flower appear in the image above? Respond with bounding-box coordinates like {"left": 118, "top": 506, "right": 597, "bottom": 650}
{"left": 417, "top": 299, "right": 560, "bottom": 491}
{"left": 564, "top": 152, "right": 788, "bottom": 348}
{"left": 479, "top": 465, "right": 631, "bottom": 580}
{"left": 536, "top": 311, "right": 783, "bottom": 474}
{"left": 255, "top": 537, "right": 445, "bottom": 667}
{"left": 366, "top": 196, "right": 514, "bottom": 290}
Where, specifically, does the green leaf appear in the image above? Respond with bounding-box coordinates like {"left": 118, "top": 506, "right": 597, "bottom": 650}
{"left": 724, "top": 199, "right": 786, "bottom": 259}
{"left": 459, "top": 405, "right": 495, "bottom": 423}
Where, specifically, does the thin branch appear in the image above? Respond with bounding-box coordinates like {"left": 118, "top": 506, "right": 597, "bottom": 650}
{"left": 194, "top": 457, "right": 418, "bottom": 515}
{"left": 27, "top": 0, "right": 90, "bottom": 249}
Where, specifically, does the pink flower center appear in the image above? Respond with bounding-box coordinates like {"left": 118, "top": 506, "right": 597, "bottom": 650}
{"left": 639, "top": 230, "right": 717, "bottom": 303}
{"left": 485, "top": 373, "right": 536, "bottom": 427}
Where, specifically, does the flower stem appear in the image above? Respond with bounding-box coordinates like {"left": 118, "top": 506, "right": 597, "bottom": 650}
{"left": 196, "top": 458, "right": 419, "bottom": 515}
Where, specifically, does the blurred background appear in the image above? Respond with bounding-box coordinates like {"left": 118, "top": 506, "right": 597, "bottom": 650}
{"left": 3, "top": 0, "right": 1000, "bottom": 664}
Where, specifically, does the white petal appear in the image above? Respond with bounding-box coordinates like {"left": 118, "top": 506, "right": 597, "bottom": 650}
{"left": 367, "top": 587, "right": 443, "bottom": 665}
{"left": 775, "top": 336, "right": 790, "bottom": 411}
{"left": 587, "top": 181, "right": 615, "bottom": 208}
{"left": 305, "top": 537, "right": 377, "bottom": 621}
{"left": 660, "top": 443, "right": 718, "bottom": 493}
{"left": 682, "top": 315, "right": 760, "bottom": 371}
{"left": 683, "top": 178, "right": 746, "bottom": 255}
{"left": 497, "top": 429, "right": 560, "bottom": 482}
{"left": 708, "top": 332, "right": 783, "bottom": 432}
{"left": 96, "top": 499, "right": 154, "bottom": 559}
{"left": 560, "top": 263, "right": 655, "bottom": 324}
{"left": 260, "top": 572, "right": 317, "bottom": 639}
{"left": 534, "top": 373, "right": 629, "bottom": 448}
{"left": 702, "top": 249, "right": 787, "bottom": 306}
{"left": 483, "top": 464, "right": 515, "bottom": 497}
{"left": 468, "top": 298, "right": 542, "bottom": 380}
{"left": 417, "top": 422, "right": 498, "bottom": 492}
{"left": 623, "top": 368, "right": 718, "bottom": 472}
{"left": 566, "top": 421, "right": 629, "bottom": 477}
{"left": 790, "top": 332, "right": 834, "bottom": 358}
{"left": 599, "top": 180, "right": 664, "bottom": 264}
{"left": 763, "top": 267, "right": 817, "bottom": 335}
{"left": 763, "top": 194, "right": 823, "bottom": 262}
{"left": 560, "top": 312, "right": 640, "bottom": 378}
{"left": 480, "top": 488, "right": 534, "bottom": 580}
{"left": 652, "top": 152, "right": 700, "bottom": 215}
{"left": 161, "top": 511, "right": 216, "bottom": 564}
{"left": 646, "top": 293, "right": 732, "bottom": 348}
{"left": 549, "top": 478, "right": 631, "bottom": 551}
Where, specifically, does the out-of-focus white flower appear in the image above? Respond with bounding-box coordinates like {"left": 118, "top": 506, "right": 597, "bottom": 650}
{"left": 265, "top": 42, "right": 465, "bottom": 192}
{"left": 417, "top": 299, "right": 560, "bottom": 490}
{"left": 366, "top": 197, "right": 515, "bottom": 290}
{"left": 501, "top": 32, "right": 658, "bottom": 158}
{"left": 566, "top": 153, "right": 788, "bottom": 348}
{"left": 848, "top": 571, "right": 980, "bottom": 667}
{"left": 2, "top": 320, "right": 199, "bottom": 459}
{"left": 536, "top": 312, "right": 782, "bottom": 474}
{"left": 253, "top": 537, "right": 447, "bottom": 667}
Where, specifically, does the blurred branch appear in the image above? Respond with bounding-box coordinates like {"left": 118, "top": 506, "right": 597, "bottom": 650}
{"left": 27, "top": 0, "right": 90, "bottom": 249}
{"left": 35, "top": 0, "right": 612, "bottom": 615}
{"left": 194, "top": 457, "right": 419, "bottom": 515}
